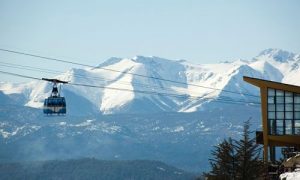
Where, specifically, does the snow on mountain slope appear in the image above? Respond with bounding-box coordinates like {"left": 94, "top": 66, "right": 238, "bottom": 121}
{"left": 0, "top": 105, "right": 261, "bottom": 172}
{"left": 0, "top": 48, "right": 299, "bottom": 115}
{"left": 255, "top": 48, "right": 296, "bottom": 63}
{"left": 1, "top": 48, "right": 300, "bottom": 173}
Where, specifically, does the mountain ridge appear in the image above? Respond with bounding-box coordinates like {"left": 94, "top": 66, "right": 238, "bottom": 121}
{"left": 1, "top": 48, "right": 299, "bottom": 172}
{"left": 0, "top": 48, "right": 299, "bottom": 115}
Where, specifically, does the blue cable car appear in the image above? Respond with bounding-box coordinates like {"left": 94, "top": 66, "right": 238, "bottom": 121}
{"left": 42, "top": 78, "right": 68, "bottom": 115}
{"left": 43, "top": 97, "right": 66, "bottom": 114}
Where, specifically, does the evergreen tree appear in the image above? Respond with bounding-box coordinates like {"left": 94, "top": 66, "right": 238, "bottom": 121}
{"left": 206, "top": 138, "right": 237, "bottom": 179}
{"left": 205, "top": 120, "right": 264, "bottom": 180}
{"left": 235, "top": 120, "right": 264, "bottom": 180}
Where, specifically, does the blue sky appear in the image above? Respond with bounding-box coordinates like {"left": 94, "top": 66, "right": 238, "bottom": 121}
{"left": 0, "top": 0, "right": 300, "bottom": 82}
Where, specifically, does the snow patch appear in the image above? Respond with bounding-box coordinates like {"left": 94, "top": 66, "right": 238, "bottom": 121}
{"left": 59, "top": 122, "right": 67, "bottom": 126}
{"left": 172, "top": 126, "right": 184, "bottom": 132}
{"left": 157, "top": 167, "right": 166, "bottom": 171}
{"left": 280, "top": 169, "right": 300, "bottom": 180}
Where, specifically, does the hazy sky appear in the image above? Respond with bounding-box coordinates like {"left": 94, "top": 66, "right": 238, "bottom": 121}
{"left": 0, "top": 0, "right": 300, "bottom": 82}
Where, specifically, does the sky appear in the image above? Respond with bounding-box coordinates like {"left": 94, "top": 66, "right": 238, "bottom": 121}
{"left": 0, "top": 0, "right": 300, "bottom": 82}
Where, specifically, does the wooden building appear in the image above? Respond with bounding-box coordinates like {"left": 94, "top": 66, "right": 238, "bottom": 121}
{"left": 243, "top": 76, "right": 300, "bottom": 162}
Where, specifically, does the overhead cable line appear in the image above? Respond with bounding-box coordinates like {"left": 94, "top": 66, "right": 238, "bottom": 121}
{"left": 0, "top": 61, "right": 211, "bottom": 95}
{"left": 0, "top": 61, "right": 258, "bottom": 99}
{"left": 0, "top": 48, "right": 260, "bottom": 98}
{"left": 70, "top": 82, "right": 260, "bottom": 105}
{"left": 0, "top": 70, "right": 40, "bottom": 81}
{"left": 0, "top": 62, "right": 62, "bottom": 74}
{"left": 0, "top": 70, "right": 261, "bottom": 106}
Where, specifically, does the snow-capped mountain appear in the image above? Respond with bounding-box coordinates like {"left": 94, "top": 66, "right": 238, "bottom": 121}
{"left": 0, "top": 48, "right": 299, "bottom": 172}
{"left": 1, "top": 48, "right": 299, "bottom": 115}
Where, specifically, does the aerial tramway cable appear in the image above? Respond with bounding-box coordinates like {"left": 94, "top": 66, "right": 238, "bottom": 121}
{"left": 0, "top": 61, "right": 221, "bottom": 95}
{"left": 0, "top": 70, "right": 261, "bottom": 106}
{"left": 0, "top": 48, "right": 260, "bottom": 98}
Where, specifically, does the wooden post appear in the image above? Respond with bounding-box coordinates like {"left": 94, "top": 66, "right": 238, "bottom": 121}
{"left": 261, "top": 86, "right": 269, "bottom": 163}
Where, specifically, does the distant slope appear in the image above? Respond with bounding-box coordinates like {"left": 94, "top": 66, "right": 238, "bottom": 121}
{"left": 0, "top": 104, "right": 260, "bottom": 173}
{"left": 0, "top": 48, "right": 299, "bottom": 173}
{"left": 0, "top": 48, "right": 299, "bottom": 115}
{"left": 0, "top": 158, "right": 196, "bottom": 180}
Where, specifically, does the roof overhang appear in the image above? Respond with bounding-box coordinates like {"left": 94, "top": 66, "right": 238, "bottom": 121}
{"left": 243, "top": 76, "right": 300, "bottom": 94}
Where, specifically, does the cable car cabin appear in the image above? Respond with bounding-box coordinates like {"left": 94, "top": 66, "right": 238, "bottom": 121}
{"left": 42, "top": 78, "right": 68, "bottom": 115}
{"left": 43, "top": 97, "right": 66, "bottom": 115}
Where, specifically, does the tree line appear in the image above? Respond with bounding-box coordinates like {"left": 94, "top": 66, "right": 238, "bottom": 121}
{"left": 0, "top": 158, "right": 196, "bottom": 180}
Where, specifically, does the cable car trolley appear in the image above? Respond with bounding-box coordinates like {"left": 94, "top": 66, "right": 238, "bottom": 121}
{"left": 42, "top": 78, "right": 68, "bottom": 115}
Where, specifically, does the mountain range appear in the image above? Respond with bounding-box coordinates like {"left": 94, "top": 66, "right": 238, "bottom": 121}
{"left": 0, "top": 48, "right": 299, "bottom": 173}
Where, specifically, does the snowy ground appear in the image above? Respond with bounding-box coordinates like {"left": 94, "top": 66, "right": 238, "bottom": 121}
{"left": 280, "top": 169, "right": 300, "bottom": 180}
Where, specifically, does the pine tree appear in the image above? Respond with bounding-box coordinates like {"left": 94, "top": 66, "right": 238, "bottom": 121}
{"left": 206, "top": 138, "right": 237, "bottom": 179}
{"left": 235, "top": 120, "right": 264, "bottom": 179}
{"left": 205, "top": 120, "right": 264, "bottom": 180}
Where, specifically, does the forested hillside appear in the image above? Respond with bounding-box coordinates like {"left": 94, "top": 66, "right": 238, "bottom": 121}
{"left": 0, "top": 158, "right": 195, "bottom": 180}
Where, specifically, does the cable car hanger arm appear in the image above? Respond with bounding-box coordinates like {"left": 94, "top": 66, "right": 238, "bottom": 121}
{"left": 41, "top": 78, "right": 68, "bottom": 84}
